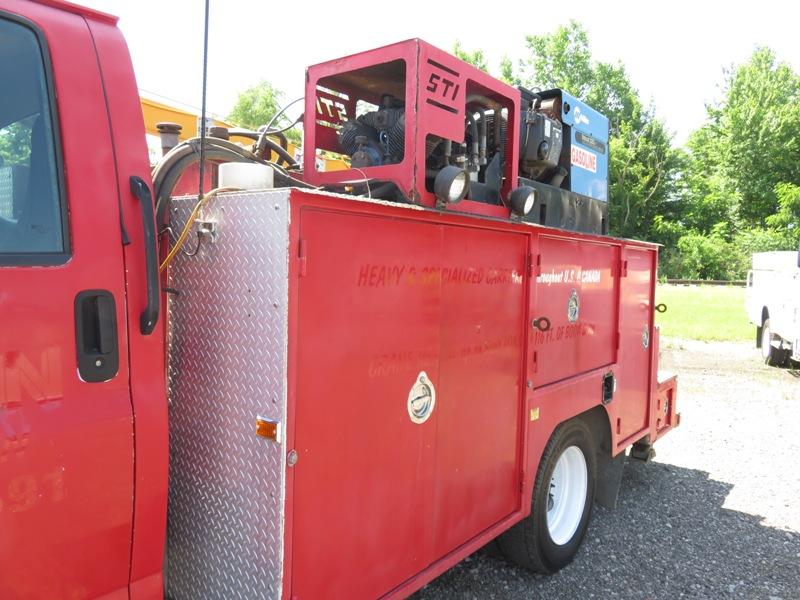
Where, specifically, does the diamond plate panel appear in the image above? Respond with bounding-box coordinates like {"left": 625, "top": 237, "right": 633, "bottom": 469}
{"left": 165, "top": 189, "right": 291, "bottom": 599}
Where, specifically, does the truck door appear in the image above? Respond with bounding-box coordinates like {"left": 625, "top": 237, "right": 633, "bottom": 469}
{"left": 0, "top": 7, "right": 134, "bottom": 598}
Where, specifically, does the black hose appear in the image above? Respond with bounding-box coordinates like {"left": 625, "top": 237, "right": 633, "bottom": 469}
{"left": 254, "top": 113, "right": 303, "bottom": 166}
{"left": 369, "top": 182, "right": 400, "bottom": 199}
{"left": 154, "top": 147, "right": 258, "bottom": 230}
{"left": 256, "top": 133, "right": 296, "bottom": 167}
{"left": 271, "top": 130, "right": 289, "bottom": 152}
{"left": 253, "top": 128, "right": 288, "bottom": 152}
{"left": 153, "top": 138, "right": 268, "bottom": 226}
{"left": 228, "top": 127, "right": 293, "bottom": 166}
{"left": 152, "top": 135, "right": 315, "bottom": 230}
{"left": 226, "top": 128, "right": 260, "bottom": 141}
{"left": 229, "top": 125, "right": 294, "bottom": 151}
{"left": 153, "top": 137, "right": 258, "bottom": 196}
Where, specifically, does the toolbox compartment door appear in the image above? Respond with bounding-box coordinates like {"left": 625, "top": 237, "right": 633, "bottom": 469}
{"left": 532, "top": 236, "right": 618, "bottom": 386}
{"left": 292, "top": 210, "right": 442, "bottom": 599}
{"left": 431, "top": 226, "right": 527, "bottom": 557}
{"left": 616, "top": 247, "right": 655, "bottom": 441}
{"left": 291, "top": 210, "right": 528, "bottom": 598}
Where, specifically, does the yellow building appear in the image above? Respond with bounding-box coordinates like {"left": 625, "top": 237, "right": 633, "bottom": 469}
{"left": 140, "top": 94, "right": 346, "bottom": 172}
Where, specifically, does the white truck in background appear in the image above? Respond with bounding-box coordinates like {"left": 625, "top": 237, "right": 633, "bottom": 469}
{"left": 746, "top": 251, "right": 800, "bottom": 366}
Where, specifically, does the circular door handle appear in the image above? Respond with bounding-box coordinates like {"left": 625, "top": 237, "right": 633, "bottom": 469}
{"left": 532, "top": 316, "right": 551, "bottom": 332}
{"left": 655, "top": 303, "right": 667, "bottom": 313}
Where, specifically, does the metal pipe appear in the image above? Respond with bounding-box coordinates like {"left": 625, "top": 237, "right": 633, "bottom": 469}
{"left": 443, "top": 140, "right": 452, "bottom": 166}
{"left": 156, "top": 122, "right": 182, "bottom": 156}
{"left": 476, "top": 108, "right": 487, "bottom": 166}
{"left": 466, "top": 112, "right": 479, "bottom": 171}
{"left": 494, "top": 108, "right": 503, "bottom": 156}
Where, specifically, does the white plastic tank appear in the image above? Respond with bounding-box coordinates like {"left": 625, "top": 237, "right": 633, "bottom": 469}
{"left": 218, "top": 162, "right": 274, "bottom": 190}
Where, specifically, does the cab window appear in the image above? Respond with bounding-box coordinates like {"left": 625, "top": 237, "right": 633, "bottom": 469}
{"left": 0, "top": 16, "right": 66, "bottom": 263}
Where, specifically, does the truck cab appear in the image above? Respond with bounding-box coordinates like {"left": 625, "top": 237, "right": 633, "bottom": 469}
{"left": 0, "top": 2, "right": 167, "bottom": 597}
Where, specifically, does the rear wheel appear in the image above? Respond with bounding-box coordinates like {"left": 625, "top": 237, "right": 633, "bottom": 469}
{"left": 761, "top": 318, "right": 787, "bottom": 366}
{"left": 496, "top": 419, "right": 596, "bottom": 573}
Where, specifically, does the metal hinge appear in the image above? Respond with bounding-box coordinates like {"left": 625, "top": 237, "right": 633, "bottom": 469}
{"left": 298, "top": 239, "right": 307, "bottom": 277}
{"left": 619, "top": 258, "right": 628, "bottom": 278}
{"left": 527, "top": 253, "right": 541, "bottom": 277}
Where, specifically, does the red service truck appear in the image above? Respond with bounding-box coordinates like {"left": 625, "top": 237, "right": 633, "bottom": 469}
{"left": 0, "top": 1, "right": 679, "bottom": 598}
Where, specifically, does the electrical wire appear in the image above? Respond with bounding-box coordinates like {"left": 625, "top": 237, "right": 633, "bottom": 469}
{"left": 349, "top": 167, "right": 371, "bottom": 198}
{"left": 181, "top": 232, "right": 203, "bottom": 257}
{"left": 264, "top": 97, "right": 303, "bottom": 132}
{"left": 260, "top": 113, "right": 303, "bottom": 137}
{"left": 159, "top": 186, "right": 239, "bottom": 272}
{"left": 255, "top": 98, "right": 304, "bottom": 163}
{"left": 161, "top": 225, "right": 202, "bottom": 257}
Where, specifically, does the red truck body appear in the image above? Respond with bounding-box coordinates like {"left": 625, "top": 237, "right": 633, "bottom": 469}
{"left": 0, "top": 2, "right": 678, "bottom": 598}
{"left": 162, "top": 188, "right": 678, "bottom": 600}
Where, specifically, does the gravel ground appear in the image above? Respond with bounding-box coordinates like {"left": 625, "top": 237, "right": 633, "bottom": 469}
{"left": 414, "top": 339, "right": 800, "bottom": 599}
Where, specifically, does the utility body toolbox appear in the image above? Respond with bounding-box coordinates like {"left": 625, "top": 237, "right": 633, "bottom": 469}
{"left": 165, "top": 188, "right": 676, "bottom": 599}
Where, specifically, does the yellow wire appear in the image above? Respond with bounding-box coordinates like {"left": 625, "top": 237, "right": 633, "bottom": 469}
{"left": 159, "top": 186, "right": 240, "bottom": 272}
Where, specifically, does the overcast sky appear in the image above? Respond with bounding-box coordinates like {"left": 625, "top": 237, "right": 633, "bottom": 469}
{"left": 82, "top": 0, "right": 799, "bottom": 146}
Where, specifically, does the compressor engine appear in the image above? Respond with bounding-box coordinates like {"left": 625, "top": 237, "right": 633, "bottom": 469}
{"left": 304, "top": 39, "right": 609, "bottom": 235}
{"left": 337, "top": 93, "right": 511, "bottom": 206}
{"left": 338, "top": 94, "right": 406, "bottom": 167}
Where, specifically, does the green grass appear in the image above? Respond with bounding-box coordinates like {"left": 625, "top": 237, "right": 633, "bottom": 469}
{"left": 655, "top": 284, "right": 752, "bottom": 342}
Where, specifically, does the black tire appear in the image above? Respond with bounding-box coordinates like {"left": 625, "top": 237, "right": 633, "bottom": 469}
{"left": 761, "top": 318, "right": 788, "bottom": 366}
{"left": 495, "top": 418, "right": 597, "bottom": 574}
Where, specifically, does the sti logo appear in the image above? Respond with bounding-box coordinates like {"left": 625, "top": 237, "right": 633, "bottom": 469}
{"left": 316, "top": 96, "right": 347, "bottom": 122}
{"left": 426, "top": 71, "right": 460, "bottom": 103}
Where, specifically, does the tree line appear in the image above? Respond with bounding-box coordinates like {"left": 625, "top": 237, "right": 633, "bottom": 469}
{"left": 230, "top": 24, "right": 797, "bottom": 280}
{"left": 453, "top": 22, "right": 799, "bottom": 280}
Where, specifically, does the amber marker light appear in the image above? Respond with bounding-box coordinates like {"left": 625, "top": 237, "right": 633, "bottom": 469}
{"left": 255, "top": 416, "right": 281, "bottom": 442}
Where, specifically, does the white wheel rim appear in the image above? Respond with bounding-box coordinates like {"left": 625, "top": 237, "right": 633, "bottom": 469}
{"left": 546, "top": 445, "right": 588, "bottom": 546}
{"left": 761, "top": 325, "right": 771, "bottom": 359}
